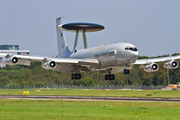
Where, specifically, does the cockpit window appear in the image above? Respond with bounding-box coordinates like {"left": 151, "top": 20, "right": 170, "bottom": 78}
{"left": 125, "top": 47, "right": 138, "bottom": 51}
{"left": 133, "top": 47, "right": 138, "bottom": 51}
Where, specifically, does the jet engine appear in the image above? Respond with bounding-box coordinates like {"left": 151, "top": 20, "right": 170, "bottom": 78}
{"left": 163, "top": 60, "right": 179, "bottom": 69}
{"left": 42, "top": 60, "right": 57, "bottom": 69}
{"left": 143, "top": 63, "right": 159, "bottom": 72}
{"left": 5, "top": 57, "right": 19, "bottom": 65}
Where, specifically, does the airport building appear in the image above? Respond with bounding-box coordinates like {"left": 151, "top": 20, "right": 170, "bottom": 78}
{"left": 0, "top": 44, "right": 30, "bottom": 68}
{"left": 0, "top": 45, "right": 19, "bottom": 50}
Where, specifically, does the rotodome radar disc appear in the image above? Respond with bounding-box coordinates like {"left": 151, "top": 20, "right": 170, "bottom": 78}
{"left": 58, "top": 23, "right": 105, "bottom": 32}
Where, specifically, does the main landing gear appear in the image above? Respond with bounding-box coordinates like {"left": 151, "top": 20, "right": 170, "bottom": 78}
{"left": 105, "top": 74, "right": 115, "bottom": 80}
{"left": 123, "top": 69, "right": 130, "bottom": 75}
{"left": 71, "top": 73, "right": 81, "bottom": 80}
{"left": 105, "top": 69, "right": 115, "bottom": 80}
{"left": 71, "top": 66, "right": 82, "bottom": 80}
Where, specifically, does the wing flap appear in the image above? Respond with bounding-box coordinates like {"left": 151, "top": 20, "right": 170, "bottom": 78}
{"left": 78, "top": 59, "right": 99, "bottom": 66}
{"left": 18, "top": 59, "right": 31, "bottom": 66}
{"left": 54, "top": 64, "right": 73, "bottom": 73}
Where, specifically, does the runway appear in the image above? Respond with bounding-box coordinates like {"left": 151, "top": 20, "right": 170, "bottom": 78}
{"left": 1, "top": 95, "right": 180, "bottom": 102}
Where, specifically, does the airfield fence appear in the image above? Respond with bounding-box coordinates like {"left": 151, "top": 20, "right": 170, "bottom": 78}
{"left": 0, "top": 84, "right": 166, "bottom": 90}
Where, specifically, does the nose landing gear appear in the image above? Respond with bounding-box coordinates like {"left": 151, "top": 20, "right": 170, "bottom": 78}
{"left": 123, "top": 69, "right": 129, "bottom": 75}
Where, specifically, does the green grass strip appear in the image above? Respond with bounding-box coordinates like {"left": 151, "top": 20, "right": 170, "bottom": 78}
{"left": 1, "top": 89, "right": 180, "bottom": 98}
{"left": 0, "top": 100, "right": 180, "bottom": 120}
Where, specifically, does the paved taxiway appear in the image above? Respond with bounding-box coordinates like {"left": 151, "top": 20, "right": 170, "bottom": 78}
{"left": 0, "top": 95, "right": 180, "bottom": 102}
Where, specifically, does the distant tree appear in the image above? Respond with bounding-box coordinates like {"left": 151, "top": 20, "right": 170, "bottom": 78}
{"left": 0, "top": 77, "right": 10, "bottom": 86}
{"left": 172, "top": 53, "right": 180, "bottom": 56}
{"left": 78, "top": 77, "right": 95, "bottom": 86}
{"left": 138, "top": 56, "right": 149, "bottom": 59}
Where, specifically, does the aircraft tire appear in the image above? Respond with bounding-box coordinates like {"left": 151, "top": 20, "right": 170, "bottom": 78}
{"left": 76, "top": 74, "right": 81, "bottom": 80}
{"left": 123, "top": 69, "right": 130, "bottom": 75}
{"left": 71, "top": 74, "right": 75, "bottom": 80}
{"left": 71, "top": 73, "right": 81, "bottom": 80}
{"left": 105, "top": 74, "right": 115, "bottom": 80}
{"left": 105, "top": 75, "right": 107, "bottom": 80}
{"left": 123, "top": 69, "right": 126, "bottom": 74}
{"left": 126, "top": 69, "right": 129, "bottom": 74}
{"left": 111, "top": 74, "right": 115, "bottom": 80}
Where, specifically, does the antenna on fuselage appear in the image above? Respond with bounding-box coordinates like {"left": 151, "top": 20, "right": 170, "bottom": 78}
{"left": 57, "top": 22, "right": 104, "bottom": 52}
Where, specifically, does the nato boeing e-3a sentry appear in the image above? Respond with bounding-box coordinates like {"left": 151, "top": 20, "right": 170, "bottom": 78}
{"left": 0, "top": 17, "right": 180, "bottom": 80}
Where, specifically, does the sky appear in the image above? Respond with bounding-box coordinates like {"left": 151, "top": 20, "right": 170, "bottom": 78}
{"left": 0, "top": 0, "right": 180, "bottom": 57}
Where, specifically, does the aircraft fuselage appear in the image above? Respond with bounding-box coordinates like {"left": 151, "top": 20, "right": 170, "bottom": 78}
{"left": 60, "top": 42, "right": 138, "bottom": 69}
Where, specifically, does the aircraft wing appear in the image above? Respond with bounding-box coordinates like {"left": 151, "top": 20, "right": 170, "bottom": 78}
{"left": 133, "top": 55, "right": 180, "bottom": 72}
{"left": 134, "top": 55, "right": 180, "bottom": 65}
{"left": 0, "top": 53, "right": 100, "bottom": 73}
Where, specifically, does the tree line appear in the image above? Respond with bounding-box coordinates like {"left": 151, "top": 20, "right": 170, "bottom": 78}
{"left": 0, "top": 53, "right": 180, "bottom": 86}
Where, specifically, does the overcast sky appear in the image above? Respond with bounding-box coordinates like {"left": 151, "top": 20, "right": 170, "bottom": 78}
{"left": 0, "top": 0, "right": 180, "bottom": 57}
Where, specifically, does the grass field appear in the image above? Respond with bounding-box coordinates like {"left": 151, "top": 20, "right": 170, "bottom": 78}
{"left": 1, "top": 90, "right": 180, "bottom": 120}
{"left": 0, "top": 99, "right": 180, "bottom": 120}
{"left": 1, "top": 89, "right": 180, "bottom": 98}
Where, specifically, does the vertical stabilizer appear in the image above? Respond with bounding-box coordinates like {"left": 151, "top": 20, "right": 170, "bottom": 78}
{"left": 56, "top": 17, "right": 70, "bottom": 56}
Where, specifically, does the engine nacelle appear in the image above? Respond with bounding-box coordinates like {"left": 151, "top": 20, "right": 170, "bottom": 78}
{"left": 143, "top": 63, "right": 159, "bottom": 72}
{"left": 5, "top": 57, "right": 19, "bottom": 65}
{"left": 163, "top": 60, "right": 179, "bottom": 69}
{"left": 42, "top": 60, "right": 57, "bottom": 69}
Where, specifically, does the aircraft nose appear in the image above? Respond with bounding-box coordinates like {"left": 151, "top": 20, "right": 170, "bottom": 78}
{"left": 134, "top": 51, "right": 138, "bottom": 59}
{"left": 129, "top": 50, "right": 138, "bottom": 59}
{"left": 134, "top": 51, "right": 138, "bottom": 57}
{"left": 129, "top": 51, "right": 138, "bottom": 63}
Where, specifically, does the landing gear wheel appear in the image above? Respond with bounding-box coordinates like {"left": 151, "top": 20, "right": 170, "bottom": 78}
{"left": 71, "top": 73, "right": 81, "bottom": 80}
{"left": 71, "top": 74, "right": 75, "bottom": 80}
{"left": 123, "top": 69, "right": 126, "bottom": 74}
{"left": 105, "top": 74, "right": 115, "bottom": 80}
{"left": 105, "top": 75, "right": 108, "bottom": 80}
{"left": 123, "top": 69, "right": 130, "bottom": 75}
{"left": 110, "top": 74, "right": 115, "bottom": 80}
{"left": 76, "top": 74, "right": 81, "bottom": 80}
{"left": 126, "top": 69, "right": 129, "bottom": 74}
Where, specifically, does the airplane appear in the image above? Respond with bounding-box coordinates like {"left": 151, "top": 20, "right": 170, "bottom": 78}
{"left": 0, "top": 17, "right": 180, "bottom": 80}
